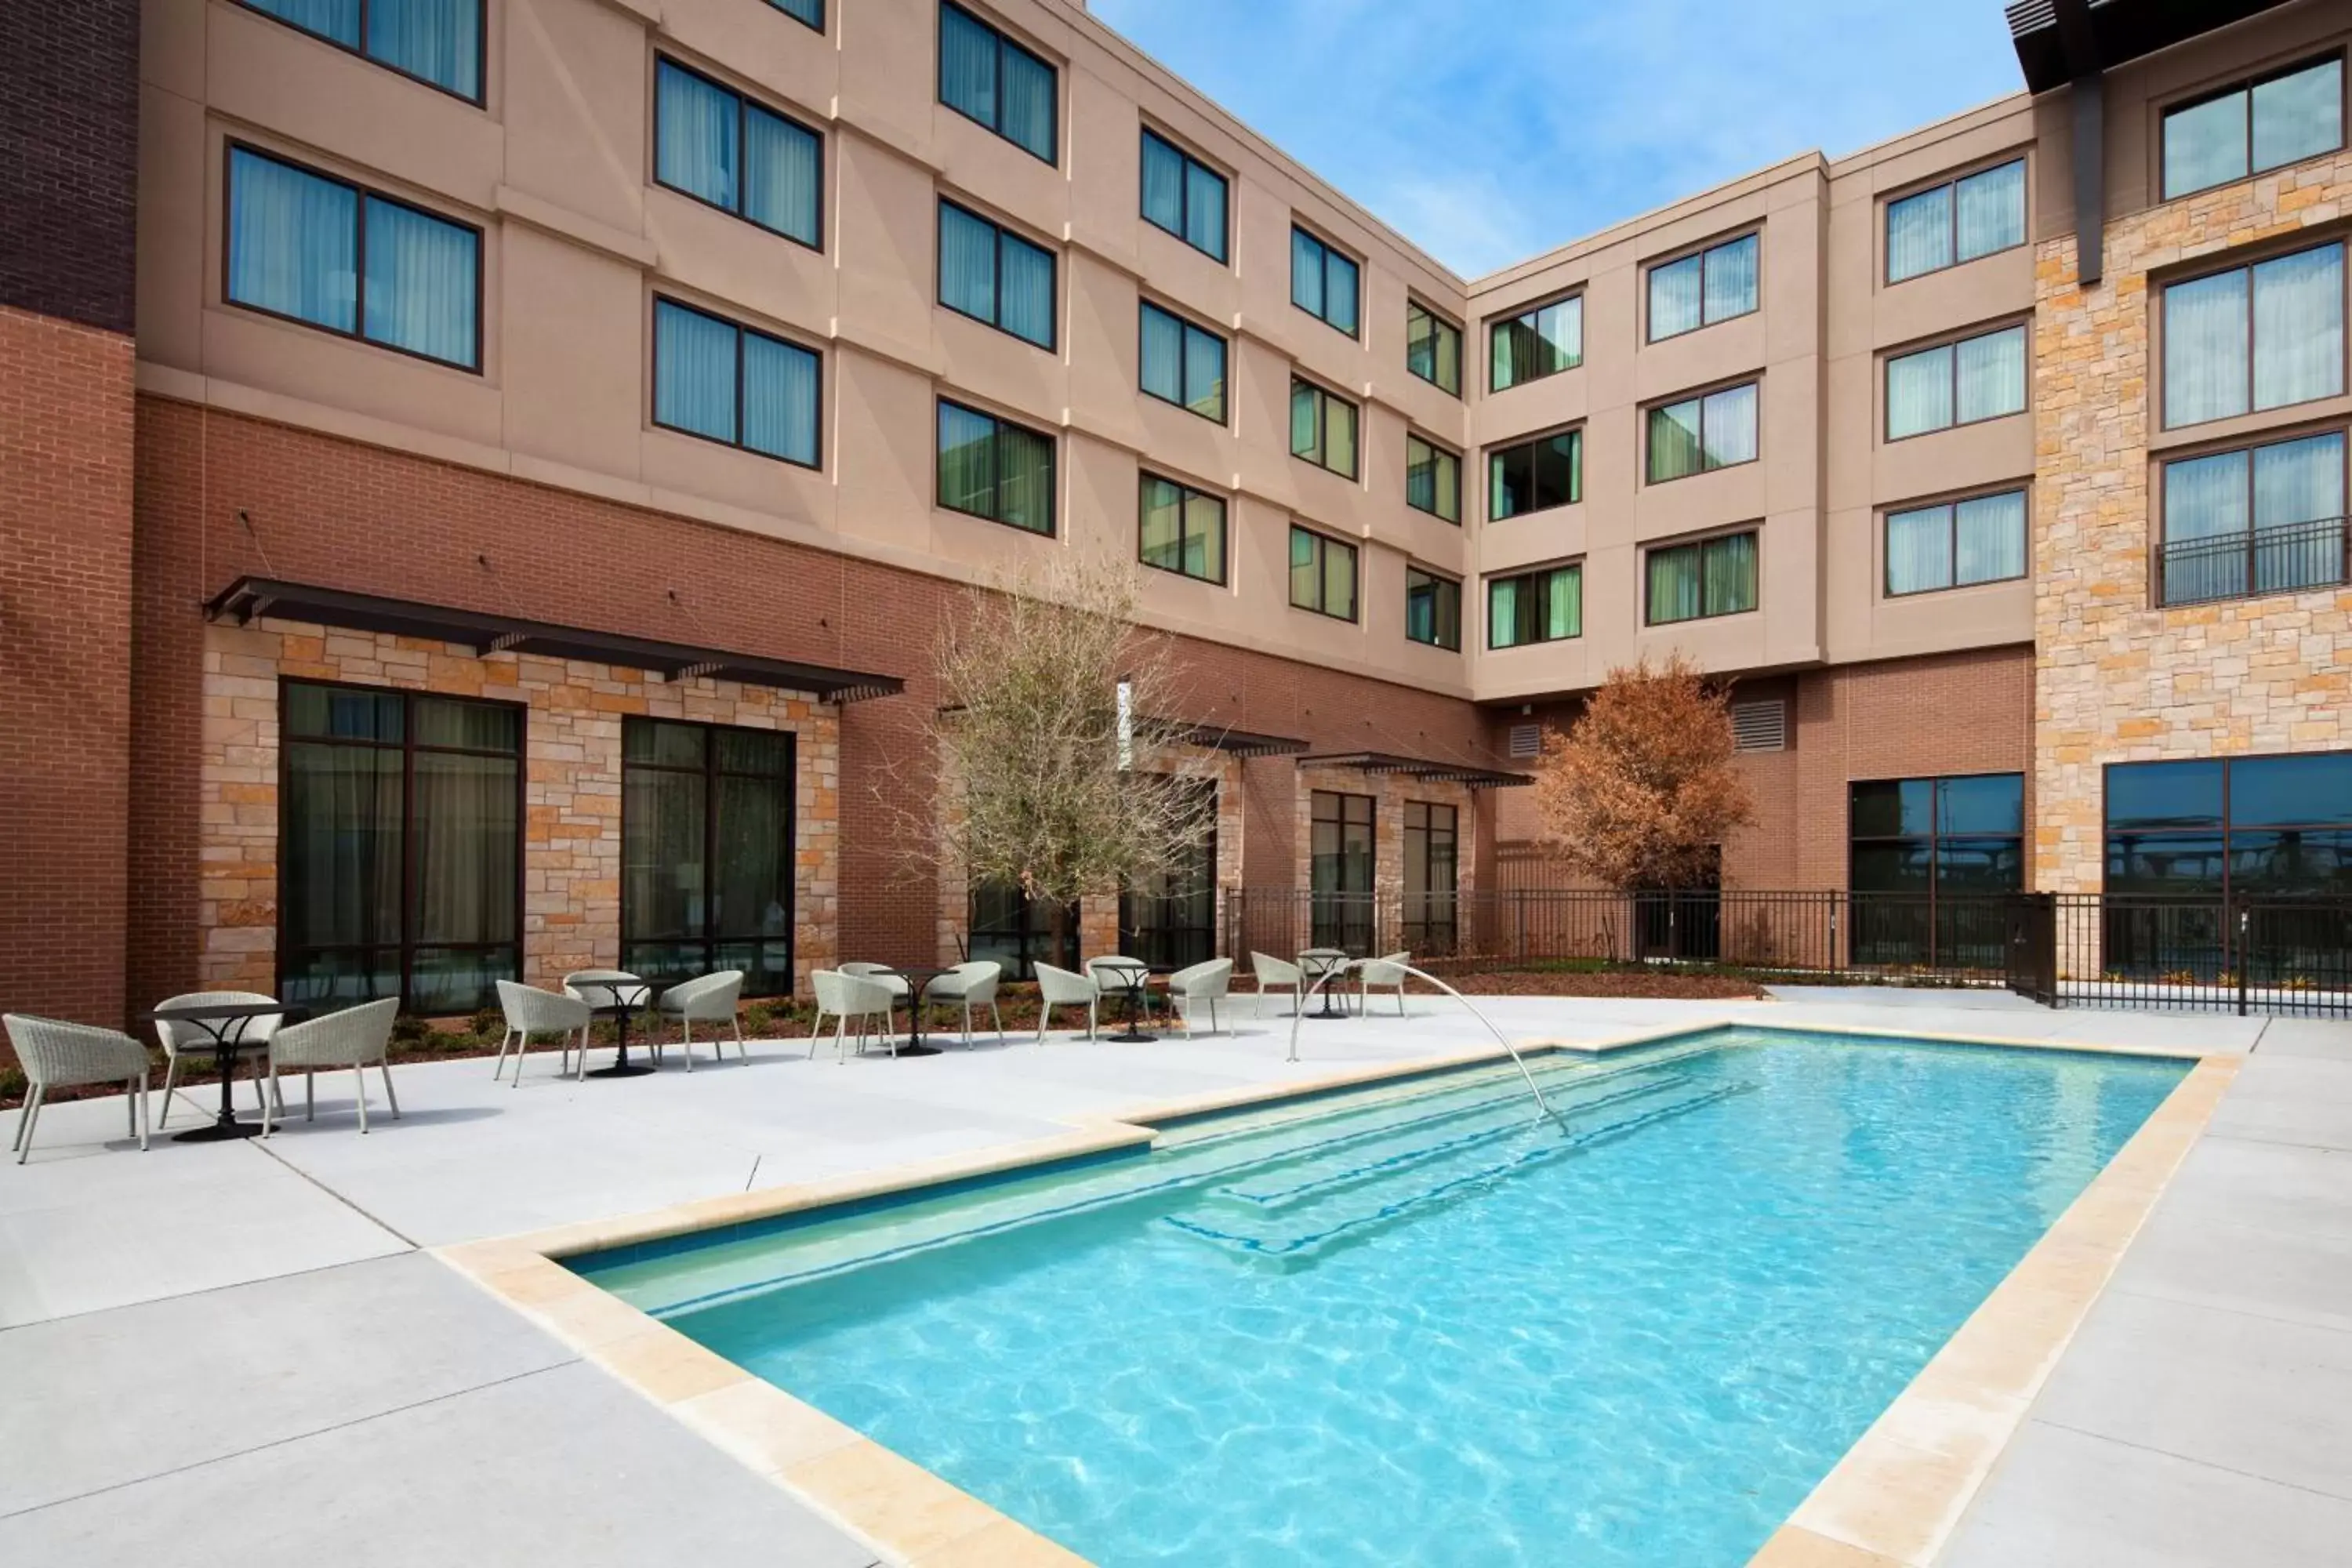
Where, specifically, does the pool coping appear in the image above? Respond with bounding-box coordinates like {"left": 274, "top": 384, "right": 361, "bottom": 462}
{"left": 430, "top": 1020, "right": 2230, "bottom": 1568}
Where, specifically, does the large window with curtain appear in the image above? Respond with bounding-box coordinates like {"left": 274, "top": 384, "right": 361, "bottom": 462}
{"left": 1490, "top": 296, "right": 1581, "bottom": 392}
{"left": 968, "top": 881, "right": 1076, "bottom": 980}
{"left": 1140, "top": 129, "right": 1227, "bottom": 262}
{"left": 1289, "top": 526, "right": 1357, "bottom": 621}
{"left": 1120, "top": 779, "right": 1218, "bottom": 970}
{"left": 2159, "top": 430, "right": 2347, "bottom": 606}
{"left": 278, "top": 681, "right": 519, "bottom": 1015}
{"left": 938, "top": 1, "right": 1057, "bottom": 163}
{"left": 1849, "top": 774, "right": 2022, "bottom": 971}
{"left": 237, "top": 0, "right": 483, "bottom": 102}
{"left": 1885, "top": 159, "right": 2026, "bottom": 283}
{"left": 1403, "top": 801, "right": 1459, "bottom": 954}
{"left": 1407, "top": 434, "right": 1461, "bottom": 523}
{"left": 1646, "top": 532, "right": 1758, "bottom": 624}
{"left": 1488, "top": 564, "right": 1581, "bottom": 649}
{"left": 622, "top": 719, "right": 796, "bottom": 997}
{"left": 1884, "top": 323, "right": 2028, "bottom": 440}
{"left": 1647, "top": 233, "right": 1759, "bottom": 341}
{"left": 1407, "top": 302, "right": 1463, "bottom": 395}
{"left": 1646, "top": 382, "right": 1757, "bottom": 482}
{"left": 768, "top": 0, "right": 823, "bottom": 33}
{"left": 1290, "top": 378, "right": 1359, "bottom": 477}
{"left": 1139, "top": 474, "right": 1226, "bottom": 584}
{"left": 1885, "top": 488, "right": 2028, "bottom": 597}
{"left": 654, "top": 59, "right": 823, "bottom": 249}
{"left": 652, "top": 299, "right": 820, "bottom": 467}
{"left": 937, "top": 399, "right": 1055, "bottom": 534}
{"left": 2162, "top": 56, "right": 2343, "bottom": 201}
{"left": 939, "top": 200, "right": 1056, "bottom": 349}
{"left": 1311, "top": 790, "right": 1376, "bottom": 953}
{"left": 226, "top": 144, "right": 481, "bottom": 371}
{"left": 1488, "top": 429, "right": 1581, "bottom": 520}
{"left": 1138, "top": 300, "right": 1226, "bottom": 423}
{"left": 1406, "top": 568, "right": 1461, "bottom": 651}
{"left": 2161, "top": 241, "right": 2345, "bottom": 429}
{"left": 1290, "top": 227, "right": 1360, "bottom": 337}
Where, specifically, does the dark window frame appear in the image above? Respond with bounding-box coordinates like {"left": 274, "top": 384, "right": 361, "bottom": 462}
{"left": 619, "top": 716, "right": 798, "bottom": 999}
{"left": 1289, "top": 524, "right": 1359, "bottom": 622}
{"left": 223, "top": 140, "right": 486, "bottom": 374}
{"left": 1486, "top": 561, "right": 1583, "bottom": 650}
{"left": 275, "top": 677, "right": 525, "bottom": 1014}
{"left": 1644, "top": 528, "right": 1760, "bottom": 625}
{"left": 652, "top": 56, "right": 826, "bottom": 252}
{"left": 2103, "top": 751, "right": 2352, "bottom": 900}
{"left": 1290, "top": 376, "right": 1360, "bottom": 480}
{"left": 1644, "top": 379, "right": 1760, "bottom": 484}
{"left": 769, "top": 0, "right": 825, "bottom": 34}
{"left": 2160, "top": 52, "right": 2347, "bottom": 203}
{"left": 935, "top": 396, "right": 1057, "bottom": 535}
{"left": 1290, "top": 224, "right": 1361, "bottom": 339}
{"left": 1488, "top": 292, "right": 1583, "bottom": 394}
{"left": 1486, "top": 426, "right": 1584, "bottom": 521}
{"left": 936, "top": 0, "right": 1059, "bottom": 165}
{"left": 1402, "top": 799, "right": 1459, "bottom": 953}
{"left": 1882, "top": 320, "right": 2031, "bottom": 441}
{"left": 1118, "top": 777, "right": 1219, "bottom": 969}
{"left": 1882, "top": 155, "right": 2029, "bottom": 284}
{"left": 1849, "top": 772, "right": 2027, "bottom": 969}
{"left": 967, "top": 880, "right": 1076, "bottom": 980}
{"left": 2159, "top": 238, "right": 2349, "bottom": 431}
{"left": 1406, "top": 431, "right": 1461, "bottom": 524}
{"left": 1645, "top": 231, "right": 1760, "bottom": 343}
{"left": 2156, "top": 425, "right": 2351, "bottom": 608}
{"left": 1882, "top": 485, "right": 2031, "bottom": 598}
{"left": 1406, "top": 299, "right": 1464, "bottom": 397}
{"left": 231, "top": 0, "right": 488, "bottom": 107}
{"left": 1404, "top": 565, "right": 1462, "bottom": 652}
{"left": 1138, "top": 127, "right": 1229, "bottom": 263}
{"left": 1138, "top": 471, "right": 1228, "bottom": 586}
{"left": 650, "top": 295, "right": 824, "bottom": 470}
{"left": 1137, "top": 298, "right": 1227, "bottom": 424}
{"left": 1311, "top": 788, "right": 1377, "bottom": 951}
{"left": 937, "top": 197, "right": 1058, "bottom": 350}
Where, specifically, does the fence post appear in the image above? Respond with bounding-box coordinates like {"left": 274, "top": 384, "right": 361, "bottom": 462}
{"left": 1828, "top": 896, "right": 1840, "bottom": 976}
{"left": 1514, "top": 891, "right": 1526, "bottom": 964}
{"left": 2237, "top": 902, "right": 2251, "bottom": 1018}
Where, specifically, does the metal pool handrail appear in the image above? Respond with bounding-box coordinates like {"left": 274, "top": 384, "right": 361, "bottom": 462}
{"left": 1288, "top": 958, "right": 1566, "bottom": 1134}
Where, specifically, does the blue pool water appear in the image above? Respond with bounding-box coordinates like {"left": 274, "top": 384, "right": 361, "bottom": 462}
{"left": 576, "top": 1028, "right": 2188, "bottom": 1566}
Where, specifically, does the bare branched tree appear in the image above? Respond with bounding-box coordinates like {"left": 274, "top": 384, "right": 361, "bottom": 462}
{"left": 880, "top": 554, "right": 1221, "bottom": 960}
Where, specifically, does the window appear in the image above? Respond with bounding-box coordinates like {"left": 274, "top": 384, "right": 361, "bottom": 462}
{"left": 652, "top": 299, "right": 822, "bottom": 466}
{"left": 1646, "top": 382, "right": 1758, "bottom": 481}
{"left": 1490, "top": 296, "right": 1581, "bottom": 392}
{"left": 2163, "top": 56, "right": 2343, "bottom": 200}
{"left": 1487, "top": 564, "right": 1582, "bottom": 648}
{"left": 1849, "top": 774, "right": 2024, "bottom": 971}
{"left": 238, "top": 0, "right": 482, "bottom": 102}
{"left": 969, "top": 880, "right": 1076, "bottom": 980}
{"left": 1886, "top": 159, "right": 2026, "bottom": 283}
{"left": 654, "top": 60, "right": 822, "bottom": 249}
{"left": 1405, "top": 567, "right": 1461, "bottom": 651}
{"left": 278, "top": 681, "right": 519, "bottom": 1014}
{"left": 1139, "top": 474, "right": 1226, "bottom": 584}
{"left": 2162, "top": 242, "right": 2345, "bottom": 428}
{"left": 1403, "top": 801, "right": 1459, "bottom": 954}
{"left": 2159, "top": 430, "right": 2347, "bottom": 606}
{"left": 939, "top": 200, "right": 1055, "bottom": 348}
{"left": 1487, "top": 429, "right": 1581, "bottom": 521}
{"left": 1885, "top": 324, "right": 2028, "bottom": 439}
{"left": 1290, "top": 227, "right": 1360, "bottom": 336}
{"left": 938, "top": 1, "right": 1056, "bottom": 163}
{"left": 1407, "top": 302, "right": 1463, "bottom": 395}
{"left": 1406, "top": 434, "right": 1461, "bottom": 523}
{"left": 1646, "top": 532, "right": 1758, "bottom": 623}
{"left": 1311, "top": 790, "right": 1375, "bottom": 952}
{"left": 770, "top": 0, "right": 823, "bottom": 32}
{"left": 1138, "top": 301, "right": 1226, "bottom": 423}
{"left": 938, "top": 399, "right": 1055, "bottom": 534}
{"left": 226, "top": 145, "right": 481, "bottom": 371}
{"left": 1120, "top": 778, "right": 1218, "bottom": 969}
{"left": 1648, "top": 234, "right": 1759, "bottom": 341}
{"left": 1885, "top": 488, "right": 2028, "bottom": 596}
{"left": 1140, "top": 129, "right": 1227, "bottom": 262}
{"left": 1289, "top": 526, "right": 1357, "bottom": 621}
{"left": 1290, "top": 378, "right": 1359, "bottom": 478}
{"left": 2107, "top": 753, "right": 2352, "bottom": 898}
{"left": 622, "top": 719, "right": 797, "bottom": 998}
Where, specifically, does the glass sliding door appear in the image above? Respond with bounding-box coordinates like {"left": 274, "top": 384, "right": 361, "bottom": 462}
{"left": 621, "top": 719, "right": 796, "bottom": 996}
{"left": 1310, "top": 789, "right": 1375, "bottom": 953}
{"left": 1120, "top": 779, "right": 1218, "bottom": 969}
{"left": 968, "top": 881, "right": 1078, "bottom": 980}
{"left": 279, "top": 681, "right": 520, "bottom": 1014}
{"left": 1403, "top": 801, "right": 1458, "bottom": 955}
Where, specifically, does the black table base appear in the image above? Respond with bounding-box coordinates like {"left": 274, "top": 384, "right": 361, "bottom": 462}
{"left": 586, "top": 1061, "right": 655, "bottom": 1079}
{"left": 174, "top": 1117, "right": 262, "bottom": 1144}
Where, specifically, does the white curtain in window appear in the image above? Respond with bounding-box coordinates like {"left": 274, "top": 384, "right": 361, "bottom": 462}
{"left": 1702, "top": 383, "right": 1758, "bottom": 467}
{"left": 1290, "top": 230, "right": 1323, "bottom": 316}
{"left": 1546, "top": 567, "right": 1581, "bottom": 639}
{"left": 1487, "top": 577, "right": 1520, "bottom": 648}
{"left": 655, "top": 301, "right": 738, "bottom": 443}
{"left": 1290, "top": 529, "right": 1318, "bottom": 609}
{"left": 771, "top": 0, "right": 823, "bottom": 27}
{"left": 1647, "top": 401, "right": 1701, "bottom": 481}
{"left": 2252, "top": 60, "right": 2343, "bottom": 175}
{"left": 938, "top": 204, "right": 997, "bottom": 321}
{"left": 1886, "top": 504, "right": 1953, "bottom": 594}
{"left": 999, "top": 45, "right": 1056, "bottom": 162}
{"left": 1290, "top": 381, "right": 1318, "bottom": 458}
{"left": 1955, "top": 161, "right": 2024, "bottom": 262}
{"left": 1322, "top": 540, "right": 1356, "bottom": 619}
{"left": 1141, "top": 133, "right": 1184, "bottom": 235}
{"left": 1886, "top": 186, "right": 1951, "bottom": 282}
{"left": 2164, "top": 269, "right": 2250, "bottom": 426}
{"left": 2252, "top": 244, "right": 2344, "bottom": 411}
{"left": 938, "top": 403, "right": 996, "bottom": 516}
{"left": 657, "top": 63, "right": 737, "bottom": 210}
{"left": 744, "top": 108, "right": 821, "bottom": 245}
{"left": 2164, "top": 93, "right": 2247, "bottom": 198}
{"left": 1323, "top": 251, "right": 1360, "bottom": 334}
{"left": 254, "top": 0, "right": 359, "bottom": 45}
{"left": 1650, "top": 255, "right": 1702, "bottom": 338}
{"left": 996, "top": 423, "right": 1053, "bottom": 533}
{"left": 2254, "top": 433, "right": 2347, "bottom": 593}
{"left": 1139, "top": 303, "right": 1182, "bottom": 403}
{"left": 1886, "top": 344, "right": 1953, "bottom": 437}
{"left": 1704, "top": 235, "right": 1759, "bottom": 322}
{"left": 1183, "top": 323, "right": 1225, "bottom": 420}
{"left": 1184, "top": 492, "right": 1224, "bottom": 579}
{"left": 1185, "top": 162, "right": 1227, "bottom": 260}
{"left": 939, "top": 5, "right": 997, "bottom": 128}
{"left": 1956, "top": 326, "right": 2026, "bottom": 423}
{"left": 1955, "top": 490, "right": 2027, "bottom": 585}
{"left": 741, "top": 332, "right": 819, "bottom": 466}
{"left": 1708, "top": 533, "right": 1759, "bottom": 614}
{"left": 1325, "top": 397, "right": 1358, "bottom": 475}
{"left": 1139, "top": 476, "right": 1181, "bottom": 569}
{"left": 997, "top": 235, "right": 1054, "bottom": 346}
{"left": 228, "top": 149, "right": 358, "bottom": 332}
{"left": 2165, "top": 450, "right": 2250, "bottom": 541}
{"left": 369, "top": 0, "right": 481, "bottom": 99}
{"left": 1647, "top": 547, "right": 1700, "bottom": 622}
{"left": 363, "top": 198, "right": 476, "bottom": 365}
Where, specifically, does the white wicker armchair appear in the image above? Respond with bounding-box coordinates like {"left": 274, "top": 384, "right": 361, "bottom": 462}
{"left": 6, "top": 1014, "right": 151, "bottom": 1163}
{"left": 839, "top": 962, "right": 912, "bottom": 1000}
{"left": 1247, "top": 952, "right": 1304, "bottom": 1016}
{"left": 920, "top": 961, "right": 1004, "bottom": 1044}
{"left": 493, "top": 981, "right": 592, "bottom": 1086}
{"left": 655, "top": 971, "right": 747, "bottom": 1069}
{"left": 1032, "top": 963, "right": 1100, "bottom": 1044}
{"left": 1357, "top": 953, "right": 1413, "bottom": 1016}
{"left": 150, "top": 990, "right": 284, "bottom": 1126}
{"left": 1165, "top": 957, "right": 1234, "bottom": 1036}
{"left": 260, "top": 998, "right": 400, "bottom": 1135}
{"left": 809, "top": 970, "right": 898, "bottom": 1062}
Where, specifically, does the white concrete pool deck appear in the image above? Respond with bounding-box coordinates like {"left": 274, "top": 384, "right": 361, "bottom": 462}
{"left": 2, "top": 993, "right": 2347, "bottom": 1564}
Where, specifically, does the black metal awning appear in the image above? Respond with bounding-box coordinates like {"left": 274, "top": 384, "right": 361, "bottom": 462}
{"left": 1172, "top": 722, "right": 1309, "bottom": 758}
{"left": 2005, "top": 0, "right": 2298, "bottom": 94}
{"left": 205, "top": 577, "right": 904, "bottom": 703}
{"left": 1297, "top": 750, "right": 1530, "bottom": 789}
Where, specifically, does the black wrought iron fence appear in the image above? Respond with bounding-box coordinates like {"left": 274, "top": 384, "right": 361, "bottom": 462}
{"left": 2158, "top": 516, "right": 2348, "bottom": 608}
{"left": 2039, "top": 894, "right": 2352, "bottom": 1017}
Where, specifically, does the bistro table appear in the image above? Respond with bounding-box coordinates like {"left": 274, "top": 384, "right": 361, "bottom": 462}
{"left": 570, "top": 976, "right": 656, "bottom": 1078}
{"left": 1090, "top": 958, "right": 1158, "bottom": 1043}
{"left": 140, "top": 999, "right": 306, "bottom": 1143}
{"left": 879, "top": 966, "right": 952, "bottom": 1057}
{"left": 1298, "top": 949, "right": 1355, "bottom": 1021}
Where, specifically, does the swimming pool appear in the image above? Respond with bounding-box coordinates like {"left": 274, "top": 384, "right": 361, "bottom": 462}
{"left": 575, "top": 1028, "right": 2190, "bottom": 1566}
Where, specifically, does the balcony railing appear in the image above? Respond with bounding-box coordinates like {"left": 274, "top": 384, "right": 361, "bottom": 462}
{"left": 2158, "top": 516, "right": 2349, "bottom": 608}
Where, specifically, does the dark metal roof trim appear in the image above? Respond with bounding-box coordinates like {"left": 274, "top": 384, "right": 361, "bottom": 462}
{"left": 2006, "top": 0, "right": 2299, "bottom": 94}
{"left": 205, "top": 577, "right": 905, "bottom": 703}
{"left": 1297, "top": 750, "right": 1532, "bottom": 789}
{"left": 1173, "top": 723, "right": 1310, "bottom": 758}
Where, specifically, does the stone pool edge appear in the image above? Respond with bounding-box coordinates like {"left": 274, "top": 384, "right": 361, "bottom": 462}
{"left": 430, "top": 1023, "right": 2222, "bottom": 1568}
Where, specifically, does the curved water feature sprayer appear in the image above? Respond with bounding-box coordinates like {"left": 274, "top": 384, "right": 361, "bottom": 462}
{"left": 1288, "top": 958, "right": 1567, "bottom": 1134}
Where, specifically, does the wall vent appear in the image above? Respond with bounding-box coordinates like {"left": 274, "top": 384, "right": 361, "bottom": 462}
{"left": 1507, "top": 723, "right": 1542, "bottom": 759}
{"left": 1730, "top": 700, "right": 1787, "bottom": 753}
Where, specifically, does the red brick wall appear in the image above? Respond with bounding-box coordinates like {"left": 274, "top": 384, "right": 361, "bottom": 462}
{"left": 126, "top": 398, "right": 1501, "bottom": 993}
{"left": 1, "top": 307, "right": 136, "bottom": 1025}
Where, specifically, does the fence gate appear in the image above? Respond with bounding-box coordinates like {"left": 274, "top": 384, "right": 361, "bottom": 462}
{"left": 2005, "top": 893, "right": 2057, "bottom": 1006}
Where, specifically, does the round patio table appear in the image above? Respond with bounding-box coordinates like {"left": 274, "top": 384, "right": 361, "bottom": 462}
{"left": 1091, "top": 959, "right": 1158, "bottom": 1042}
{"left": 882, "top": 966, "right": 953, "bottom": 1057}
{"left": 140, "top": 999, "right": 306, "bottom": 1143}
{"left": 571, "top": 978, "right": 655, "bottom": 1078}
{"left": 1298, "top": 950, "right": 1355, "bottom": 1020}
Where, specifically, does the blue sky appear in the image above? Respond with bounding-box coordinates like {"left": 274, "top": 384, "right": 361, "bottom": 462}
{"left": 1088, "top": 0, "right": 2028, "bottom": 278}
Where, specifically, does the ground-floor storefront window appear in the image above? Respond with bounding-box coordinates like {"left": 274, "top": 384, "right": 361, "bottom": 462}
{"left": 1403, "top": 800, "right": 1458, "bottom": 953}
{"left": 1311, "top": 789, "right": 1376, "bottom": 952}
{"left": 621, "top": 718, "right": 796, "bottom": 996}
{"left": 1849, "top": 773, "right": 2023, "bottom": 971}
{"left": 1120, "top": 779, "right": 1218, "bottom": 969}
{"left": 969, "top": 882, "right": 1079, "bottom": 980}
